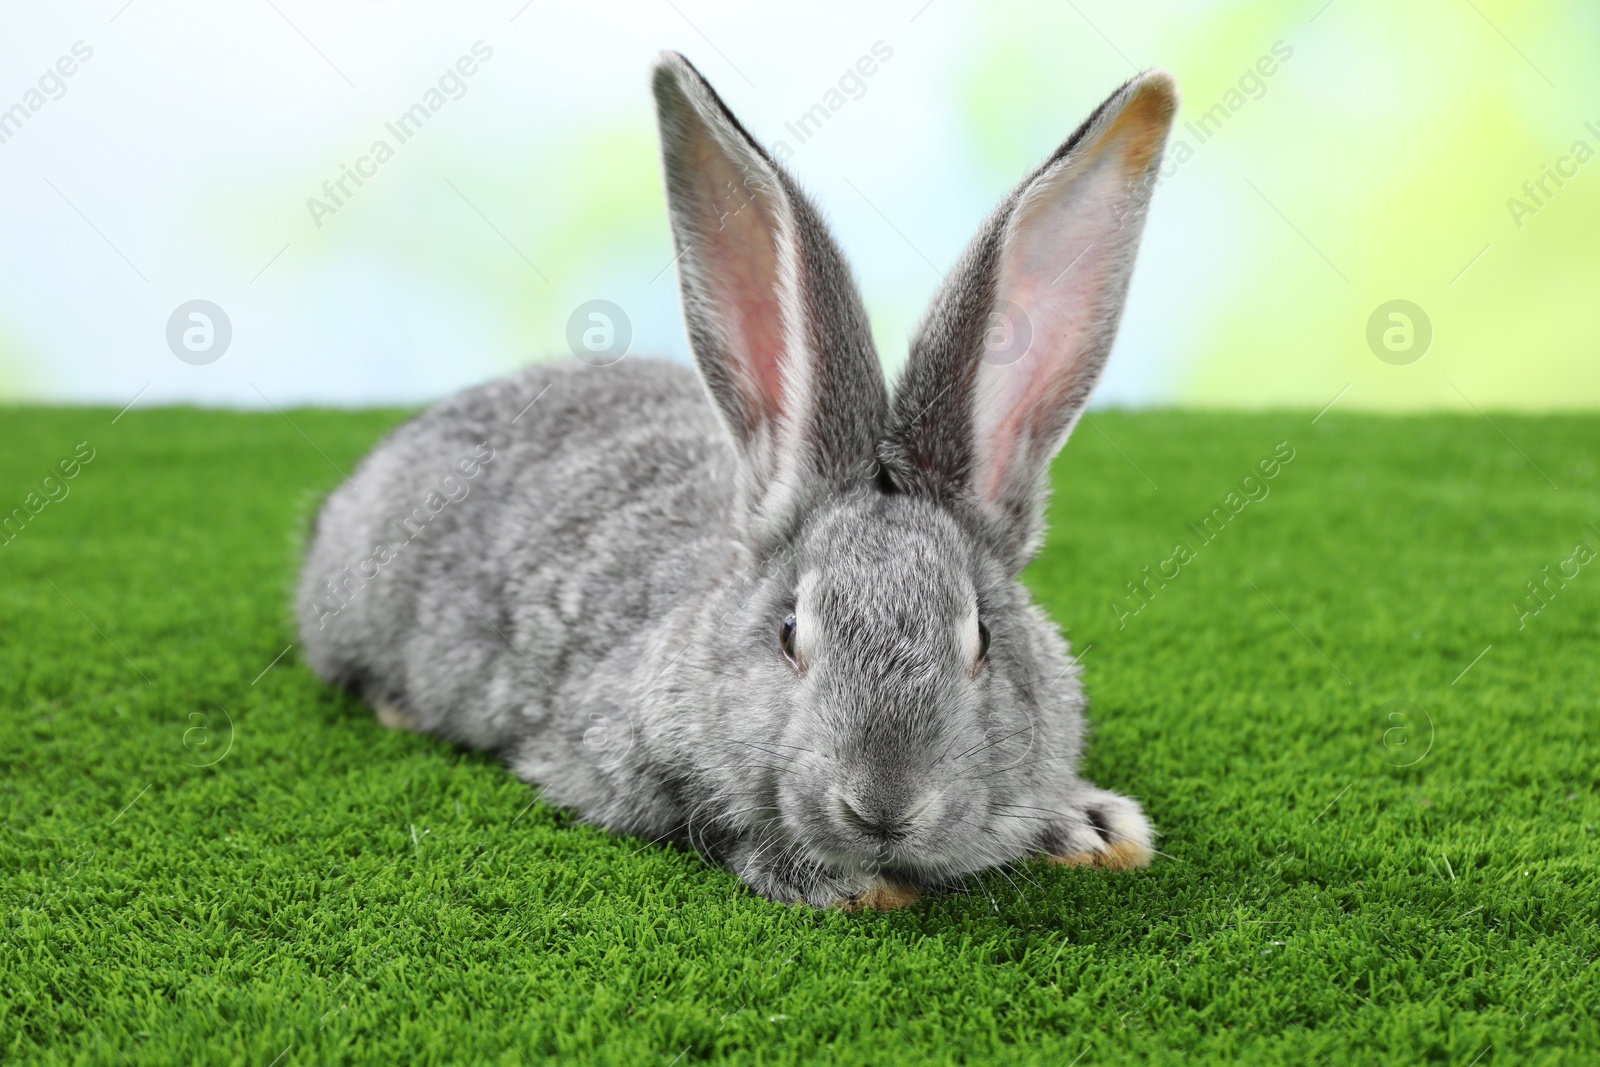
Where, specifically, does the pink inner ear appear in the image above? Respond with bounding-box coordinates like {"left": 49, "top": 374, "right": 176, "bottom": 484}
{"left": 972, "top": 142, "right": 1139, "bottom": 506}
{"left": 690, "top": 143, "right": 788, "bottom": 428}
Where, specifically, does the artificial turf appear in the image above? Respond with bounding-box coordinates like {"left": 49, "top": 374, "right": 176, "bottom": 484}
{"left": 1, "top": 402, "right": 1596, "bottom": 1065}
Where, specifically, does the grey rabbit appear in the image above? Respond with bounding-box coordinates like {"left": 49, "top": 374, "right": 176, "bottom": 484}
{"left": 297, "top": 52, "right": 1178, "bottom": 909}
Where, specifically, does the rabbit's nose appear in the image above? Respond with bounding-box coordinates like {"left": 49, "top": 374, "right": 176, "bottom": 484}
{"left": 836, "top": 795, "right": 914, "bottom": 840}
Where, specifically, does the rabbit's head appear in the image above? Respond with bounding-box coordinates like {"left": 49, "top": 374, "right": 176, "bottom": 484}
{"left": 653, "top": 54, "right": 1176, "bottom": 886}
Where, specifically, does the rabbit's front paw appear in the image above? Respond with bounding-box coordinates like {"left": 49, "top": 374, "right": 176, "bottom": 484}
{"left": 730, "top": 841, "right": 920, "bottom": 910}
{"left": 374, "top": 701, "right": 420, "bottom": 732}
{"left": 1043, "top": 789, "right": 1155, "bottom": 871}
{"left": 832, "top": 880, "right": 921, "bottom": 912}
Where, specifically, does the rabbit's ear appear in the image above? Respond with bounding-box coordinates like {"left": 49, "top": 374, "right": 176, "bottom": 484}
{"left": 652, "top": 52, "right": 887, "bottom": 537}
{"left": 881, "top": 72, "right": 1177, "bottom": 567}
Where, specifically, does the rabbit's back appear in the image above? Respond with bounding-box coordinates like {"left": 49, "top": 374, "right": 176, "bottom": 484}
{"left": 297, "top": 359, "right": 737, "bottom": 751}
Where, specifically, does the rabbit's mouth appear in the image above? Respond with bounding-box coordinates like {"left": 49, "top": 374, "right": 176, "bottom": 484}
{"left": 808, "top": 840, "right": 997, "bottom": 891}
{"left": 799, "top": 820, "right": 981, "bottom": 883}
{"left": 809, "top": 843, "right": 926, "bottom": 882}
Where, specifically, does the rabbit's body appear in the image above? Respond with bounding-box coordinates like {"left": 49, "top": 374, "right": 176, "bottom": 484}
{"left": 298, "top": 53, "right": 1180, "bottom": 908}
{"left": 299, "top": 360, "right": 731, "bottom": 834}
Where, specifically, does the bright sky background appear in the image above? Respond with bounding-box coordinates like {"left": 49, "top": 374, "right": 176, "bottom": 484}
{"left": 1, "top": 0, "right": 1594, "bottom": 410}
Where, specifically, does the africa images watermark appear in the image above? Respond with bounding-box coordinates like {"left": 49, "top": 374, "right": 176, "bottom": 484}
{"left": 166, "top": 300, "right": 232, "bottom": 365}
{"left": 1505, "top": 117, "right": 1600, "bottom": 230}
{"left": 0, "top": 40, "right": 95, "bottom": 147}
{"left": 2, "top": 441, "right": 97, "bottom": 548}
{"left": 1374, "top": 699, "right": 1434, "bottom": 768}
{"left": 768, "top": 40, "right": 895, "bottom": 163}
{"left": 1150, "top": 40, "right": 1293, "bottom": 189}
{"left": 304, "top": 441, "right": 497, "bottom": 628}
{"left": 1366, "top": 299, "right": 1433, "bottom": 366}
{"left": 1511, "top": 532, "right": 1595, "bottom": 630}
{"left": 305, "top": 41, "right": 495, "bottom": 229}
{"left": 1106, "top": 39, "right": 1293, "bottom": 233}
{"left": 566, "top": 300, "right": 632, "bottom": 366}
{"left": 1110, "top": 441, "right": 1297, "bottom": 629}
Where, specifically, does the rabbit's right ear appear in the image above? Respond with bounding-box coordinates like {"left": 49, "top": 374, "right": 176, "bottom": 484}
{"left": 880, "top": 72, "right": 1177, "bottom": 570}
{"left": 652, "top": 52, "right": 887, "bottom": 540}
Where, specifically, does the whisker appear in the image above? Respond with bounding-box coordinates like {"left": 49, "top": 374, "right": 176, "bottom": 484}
{"left": 952, "top": 722, "right": 1034, "bottom": 762}
{"left": 713, "top": 738, "right": 803, "bottom": 762}
{"left": 989, "top": 804, "right": 1103, "bottom": 832}
{"left": 1002, "top": 856, "right": 1045, "bottom": 891}
{"left": 991, "top": 862, "right": 1030, "bottom": 907}
{"left": 629, "top": 820, "right": 689, "bottom": 855}
{"left": 735, "top": 738, "right": 814, "bottom": 753}
{"left": 974, "top": 755, "right": 1076, "bottom": 780}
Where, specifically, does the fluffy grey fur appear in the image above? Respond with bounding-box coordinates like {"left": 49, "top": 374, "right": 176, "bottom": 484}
{"left": 297, "top": 53, "right": 1178, "bottom": 907}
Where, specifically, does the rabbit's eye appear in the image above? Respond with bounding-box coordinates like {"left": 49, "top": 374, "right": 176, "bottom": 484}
{"left": 977, "top": 621, "right": 991, "bottom": 663}
{"left": 779, "top": 613, "right": 799, "bottom": 667}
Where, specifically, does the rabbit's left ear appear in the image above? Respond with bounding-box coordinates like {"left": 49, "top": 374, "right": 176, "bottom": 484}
{"left": 881, "top": 72, "right": 1178, "bottom": 568}
{"left": 653, "top": 52, "right": 887, "bottom": 540}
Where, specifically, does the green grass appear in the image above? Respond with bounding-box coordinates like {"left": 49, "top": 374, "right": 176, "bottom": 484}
{"left": 2, "top": 404, "right": 1597, "bottom": 1065}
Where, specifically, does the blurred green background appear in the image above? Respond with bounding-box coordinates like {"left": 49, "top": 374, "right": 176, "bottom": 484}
{"left": 0, "top": 0, "right": 1594, "bottom": 410}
